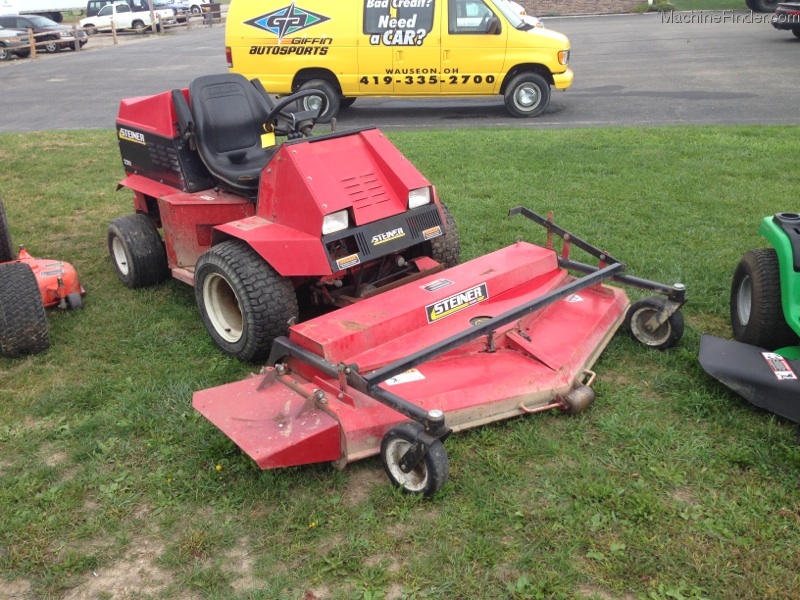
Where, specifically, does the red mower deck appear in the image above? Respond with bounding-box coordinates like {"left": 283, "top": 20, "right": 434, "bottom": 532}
{"left": 192, "top": 207, "right": 687, "bottom": 497}
{"left": 194, "top": 241, "right": 629, "bottom": 470}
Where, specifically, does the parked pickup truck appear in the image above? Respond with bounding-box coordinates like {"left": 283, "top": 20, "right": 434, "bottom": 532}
{"left": 79, "top": 1, "right": 174, "bottom": 33}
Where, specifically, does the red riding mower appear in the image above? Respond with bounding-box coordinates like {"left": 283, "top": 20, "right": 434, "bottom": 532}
{"left": 110, "top": 74, "right": 687, "bottom": 496}
{"left": 0, "top": 196, "right": 84, "bottom": 358}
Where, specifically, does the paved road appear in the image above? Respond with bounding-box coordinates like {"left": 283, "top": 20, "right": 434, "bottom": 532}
{"left": 0, "top": 11, "right": 798, "bottom": 132}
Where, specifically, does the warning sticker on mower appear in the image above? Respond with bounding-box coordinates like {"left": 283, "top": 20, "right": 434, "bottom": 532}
{"left": 425, "top": 283, "right": 488, "bottom": 323}
{"left": 762, "top": 352, "right": 798, "bottom": 380}
{"left": 385, "top": 369, "right": 426, "bottom": 386}
{"left": 336, "top": 253, "right": 361, "bottom": 271}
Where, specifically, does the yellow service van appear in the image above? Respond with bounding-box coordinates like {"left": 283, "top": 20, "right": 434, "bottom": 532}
{"left": 225, "top": 0, "right": 573, "bottom": 121}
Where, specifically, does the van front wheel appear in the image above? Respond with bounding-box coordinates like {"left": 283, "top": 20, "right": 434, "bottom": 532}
{"left": 504, "top": 73, "right": 550, "bottom": 118}
{"left": 299, "top": 79, "right": 340, "bottom": 123}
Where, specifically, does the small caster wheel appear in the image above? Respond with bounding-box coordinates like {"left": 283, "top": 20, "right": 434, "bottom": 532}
{"left": 66, "top": 292, "right": 83, "bottom": 310}
{"left": 380, "top": 421, "right": 449, "bottom": 497}
{"left": 625, "top": 296, "right": 684, "bottom": 350}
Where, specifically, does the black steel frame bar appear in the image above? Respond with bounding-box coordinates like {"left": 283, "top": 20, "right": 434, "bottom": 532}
{"left": 510, "top": 206, "right": 685, "bottom": 301}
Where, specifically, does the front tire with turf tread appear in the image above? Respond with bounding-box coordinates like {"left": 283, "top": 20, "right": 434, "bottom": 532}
{"left": 427, "top": 203, "right": 460, "bottom": 268}
{"left": 0, "top": 196, "right": 15, "bottom": 263}
{"left": 730, "top": 248, "right": 797, "bottom": 348}
{"left": 107, "top": 214, "right": 169, "bottom": 289}
{"left": 0, "top": 263, "right": 50, "bottom": 357}
{"left": 194, "top": 240, "right": 299, "bottom": 362}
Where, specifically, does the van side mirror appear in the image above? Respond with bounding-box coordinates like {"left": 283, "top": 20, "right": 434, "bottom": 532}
{"left": 487, "top": 16, "right": 501, "bottom": 35}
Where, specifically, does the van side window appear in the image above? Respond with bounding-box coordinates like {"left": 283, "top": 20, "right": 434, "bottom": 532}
{"left": 363, "top": 0, "right": 435, "bottom": 37}
{"left": 448, "top": 0, "right": 499, "bottom": 34}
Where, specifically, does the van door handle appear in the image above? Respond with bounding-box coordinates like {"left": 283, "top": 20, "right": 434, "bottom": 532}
{"left": 396, "top": 50, "right": 403, "bottom": 61}
{"left": 443, "top": 49, "right": 449, "bottom": 61}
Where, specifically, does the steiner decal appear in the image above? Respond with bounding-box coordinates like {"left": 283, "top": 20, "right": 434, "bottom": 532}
{"left": 118, "top": 128, "right": 146, "bottom": 145}
{"left": 244, "top": 2, "right": 330, "bottom": 42}
{"left": 762, "top": 352, "right": 798, "bottom": 381}
{"left": 425, "top": 283, "right": 488, "bottom": 323}
{"left": 371, "top": 227, "right": 405, "bottom": 246}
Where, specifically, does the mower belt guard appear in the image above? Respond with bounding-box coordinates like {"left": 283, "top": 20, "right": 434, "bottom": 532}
{"left": 699, "top": 334, "right": 800, "bottom": 423}
{"left": 194, "top": 242, "right": 630, "bottom": 469}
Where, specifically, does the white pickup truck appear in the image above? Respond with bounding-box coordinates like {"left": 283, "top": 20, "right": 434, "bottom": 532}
{"left": 79, "top": 2, "right": 174, "bottom": 33}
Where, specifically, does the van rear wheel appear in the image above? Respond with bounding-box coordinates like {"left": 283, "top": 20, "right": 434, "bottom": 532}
{"left": 299, "top": 79, "right": 340, "bottom": 123}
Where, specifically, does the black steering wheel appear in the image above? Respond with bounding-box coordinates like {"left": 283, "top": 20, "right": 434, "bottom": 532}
{"left": 265, "top": 89, "right": 327, "bottom": 139}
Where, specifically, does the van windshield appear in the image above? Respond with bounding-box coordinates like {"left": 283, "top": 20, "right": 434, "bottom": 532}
{"left": 486, "top": 0, "right": 525, "bottom": 29}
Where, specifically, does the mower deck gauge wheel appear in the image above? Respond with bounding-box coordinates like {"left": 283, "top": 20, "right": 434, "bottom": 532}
{"left": 380, "top": 421, "right": 449, "bottom": 497}
{"left": 625, "top": 296, "right": 684, "bottom": 350}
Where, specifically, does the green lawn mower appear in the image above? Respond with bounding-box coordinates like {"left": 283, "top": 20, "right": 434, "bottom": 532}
{"left": 700, "top": 212, "right": 800, "bottom": 422}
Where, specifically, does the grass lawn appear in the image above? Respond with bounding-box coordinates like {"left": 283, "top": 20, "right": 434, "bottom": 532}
{"left": 1, "top": 125, "right": 799, "bottom": 599}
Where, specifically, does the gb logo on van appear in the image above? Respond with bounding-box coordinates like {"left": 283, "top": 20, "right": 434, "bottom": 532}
{"left": 244, "top": 2, "right": 330, "bottom": 42}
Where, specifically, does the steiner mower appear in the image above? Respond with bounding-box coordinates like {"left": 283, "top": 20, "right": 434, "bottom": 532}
{"left": 0, "top": 196, "right": 84, "bottom": 358}
{"left": 110, "top": 74, "right": 687, "bottom": 496}
{"left": 700, "top": 212, "right": 800, "bottom": 424}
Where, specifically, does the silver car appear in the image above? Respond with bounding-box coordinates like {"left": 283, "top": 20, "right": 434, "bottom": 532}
{"left": 0, "top": 25, "right": 29, "bottom": 61}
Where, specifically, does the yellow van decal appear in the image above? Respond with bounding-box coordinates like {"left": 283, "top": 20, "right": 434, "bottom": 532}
{"left": 364, "top": 0, "right": 434, "bottom": 47}
{"left": 244, "top": 2, "right": 331, "bottom": 42}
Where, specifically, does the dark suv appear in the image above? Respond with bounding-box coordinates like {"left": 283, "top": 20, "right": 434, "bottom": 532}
{"left": 0, "top": 14, "right": 87, "bottom": 53}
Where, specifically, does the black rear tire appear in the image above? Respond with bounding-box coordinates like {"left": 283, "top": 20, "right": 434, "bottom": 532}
{"left": 299, "top": 79, "right": 340, "bottom": 123}
{"left": 0, "top": 196, "right": 15, "bottom": 263}
{"left": 107, "top": 214, "right": 169, "bottom": 289}
{"left": 793, "top": 29, "right": 800, "bottom": 39}
{"left": 745, "top": 0, "right": 778, "bottom": 12}
{"left": 730, "top": 248, "right": 797, "bottom": 348}
{"left": 0, "top": 263, "right": 50, "bottom": 357}
{"left": 426, "top": 203, "right": 460, "bottom": 268}
{"left": 195, "top": 240, "right": 299, "bottom": 362}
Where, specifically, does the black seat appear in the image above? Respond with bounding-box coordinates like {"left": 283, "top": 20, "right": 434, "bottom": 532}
{"left": 183, "top": 74, "right": 276, "bottom": 195}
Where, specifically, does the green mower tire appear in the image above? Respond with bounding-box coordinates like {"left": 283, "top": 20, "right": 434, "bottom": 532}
{"left": 730, "top": 248, "right": 797, "bottom": 349}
